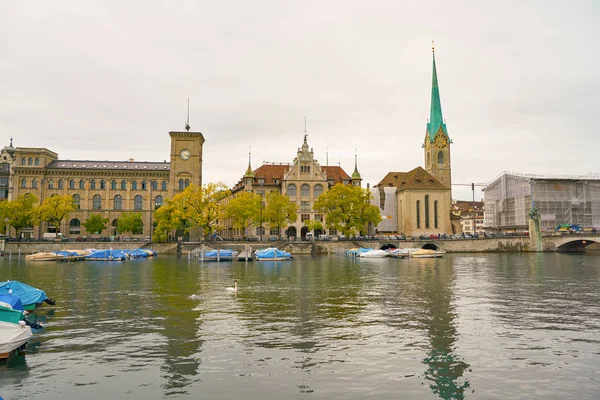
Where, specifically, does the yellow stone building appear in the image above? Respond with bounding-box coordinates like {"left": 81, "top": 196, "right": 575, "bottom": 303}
{"left": 0, "top": 128, "right": 204, "bottom": 239}
{"left": 372, "top": 47, "right": 456, "bottom": 236}
{"left": 220, "top": 135, "right": 360, "bottom": 240}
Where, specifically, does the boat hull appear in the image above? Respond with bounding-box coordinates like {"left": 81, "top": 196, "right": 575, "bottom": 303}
{"left": 0, "top": 321, "right": 33, "bottom": 359}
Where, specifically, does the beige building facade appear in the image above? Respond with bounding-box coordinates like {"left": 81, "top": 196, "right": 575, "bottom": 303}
{"left": 0, "top": 128, "right": 204, "bottom": 239}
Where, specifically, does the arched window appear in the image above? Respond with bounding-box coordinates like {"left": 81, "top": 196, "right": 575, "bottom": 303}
{"left": 178, "top": 179, "right": 184, "bottom": 190}
{"left": 90, "top": 179, "right": 96, "bottom": 189}
{"left": 155, "top": 195, "right": 163, "bottom": 209}
{"left": 32, "top": 179, "right": 38, "bottom": 189}
{"left": 185, "top": 179, "right": 190, "bottom": 188}
{"left": 121, "top": 180, "right": 127, "bottom": 190}
{"left": 112, "top": 219, "right": 118, "bottom": 234}
{"left": 287, "top": 184, "right": 297, "bottom": 197}
{"left": 134, "top": 195, "right": 143, "bottom": 210}
{"left": 69, "top": 218, "right": 81, "bottom": 234}
{"left": 416, "top": 200, "right": 421, "bottom": 229}
{"left": 58, "top": 179, "right": 64, "bottom": 189}
{"left": 93, "top": 194, "right": 101, "bottom": 210}
{"left": 79, "top": 179, "right": 85, "bottom": 189}
{"left": 313, "top": 184, "right": 323, "bottom": 198}
{"left": 161, "top": 181, "right": 167, "bottom": 191}
{"left": 425, "top": 195, "right": 430, "bottom": 229}
{"left": 35, "top": 158, "right": 40, "bottom": 166}
{"left": 69, "top": 179, "right": 75, "bottom": 189}
{"left": 434, "top": 200, "right": 439, "bottom": 229}
{"left": 111, "top": 180, "right": 117, "bottom": 190}
{"left": 151, "top": 181, "right": 157, "bottom": 190}
{"left": 301, "top": 184, "right": 310, "bottom": 197}
{"left": 21, "top": 178, "right": 27, "bottom": 188}
{"left": 131, "top": 180, "right": 137, "bottom": 190}
{"left": 114, "top": 195, "right": 122, "bottom": 210}
{"left": 21, "top": 157, "right": 26, "bottom": 165}
{"left": 438, "top": 151, "right": 444, "bottom": 165}
{"left": 100, "top": 180, "right": 106, "bottom": 189}
{"left": 72, "top": 194, "right": 80, "bottom": 209}
{"left": 141, "top": 181, "right": 147, "bottom": 190}
{"left": 28, "top": 157, "right": 33, "bottom": 165}
{"left": 47, "top": 179, "right": 54, "bottom": 189}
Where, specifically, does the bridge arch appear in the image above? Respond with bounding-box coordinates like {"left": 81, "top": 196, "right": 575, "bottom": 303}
{"left": 556, "top": 238, "right": 599, "bottom": 252}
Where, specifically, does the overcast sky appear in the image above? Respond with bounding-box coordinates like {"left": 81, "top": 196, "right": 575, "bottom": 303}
{"left": 1, "top": 1, "right": 599, "bottom": 200}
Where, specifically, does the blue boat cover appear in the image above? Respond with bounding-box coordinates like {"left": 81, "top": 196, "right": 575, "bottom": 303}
{"left": 0, "top": 293, "right": 24, "bottom": 311}
{"left": 56, "top": 250, "right": 80, "bottom": 257}
{"left": 85, "top": 249, "right": 127, "bottom": 260}
{"left": 204, "top": 249, "right": 235, "bottom": 258}
{"left": 255, "top": 248, "right": 292, "bottom": 259}
{"left": 123, "top": 249, "right": 149, "bottom": 258}
{"left": 0, "top": 280, "right": 48, "bottom": 307}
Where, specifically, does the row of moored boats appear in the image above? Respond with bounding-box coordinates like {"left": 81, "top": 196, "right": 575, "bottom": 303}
{"left": 25, "top": 248, "right": 158, "bottom": 261}
{"left": 198, "top": 247, "right": 292, "bottom": 262}
{"left": 1, "top": 280, "right": 55, "bottom": 360}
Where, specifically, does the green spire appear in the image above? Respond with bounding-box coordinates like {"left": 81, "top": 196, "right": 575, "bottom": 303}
{"left": 352, "top": 151, "right": 361, "bottom": 179}
{"left": 244, "top": 148, "right": 254, "bottom": 178}
{"left": 427, "top": 45, "right": 449, "bottom": 141}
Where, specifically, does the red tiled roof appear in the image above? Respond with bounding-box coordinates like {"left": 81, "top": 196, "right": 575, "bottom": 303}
{"left": 253, "top": 164, "right": 289, "bottom": 184}
{"left": 321, "top": 166, "right": 351, "bottom": 184}
{"left": 375, "top": 167, "right": 447, "bottom": 191}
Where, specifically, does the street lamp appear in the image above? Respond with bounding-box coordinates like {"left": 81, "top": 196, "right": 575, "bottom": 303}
{"left": 5, "top": 217, "right": 9, "bottom": 240}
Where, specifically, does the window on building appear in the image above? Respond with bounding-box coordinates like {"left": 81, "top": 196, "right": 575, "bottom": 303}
{"left": 58, "top": 179, "right": 64, "bottom": 189}
{"left": 258, "top": 178, "right": 264, "bottom": 185}
{"left": 151, "top": 181, "right": 157, "bottom": 190}
{"left": 111, "top": 180, "right": 117, "bottom": 190}
{"left": 315, "top": 214, "right": 324, "bottom": 222}
{"left": 93, "top": 194, "right": 101, "bottom": 210}
{"left": 301, "top": 214, "right": 310, "bottom": 222}
{"left": 21, "top": 157, "right": 26, "bottom": 165}
{"left": 438, "top": 151, "right": 444, "bottom": 164}
{"left": 329, "top": 228, "right": 337, "bottom": 236}
{"left": 114, "top": 195, "right": 122, "bottom": 210}
{"left": 328, "top": 179, "right": 335, "bottom": 188}
{"left": 287, "top": 184, "right": 297, "bottom": 197}
{"left": 69, "top": 179, "right": 75, "bottom": 189}
{"left": 434, "top": 200, "right": 438, "bottom": 229}
{"left": 35, "top": 158, "right": 40, "bottom": 166}
{"left": 178, "top": 179, "right": 184, "bottom": 190}
{"left": 314, "top": 184, "right": 323, "bottom": 198}
{"left": 425, "top": 195, "right": 430, "bottom": 229}
{"left": 301, "top": 184, "right": 310, "bottom": 197}
{"left": 155, "top": 195, "right": 163, "bottom": 209}
{"left": 28, "top": 157, "right": 33, "bottom": 165}
{"left": 32, "top": 179, "right": 38, "bottom": 189}
{"left": 100, "top": 180, "right": 106, "bottom": 189}
{"left": 257, "top": 190, "right": 265, "bottom": 197}
{"left": 185, "top": 179, "right": 190, "bottom": 188}
{"left": 134, "top": 195, "right": 143, "bottom": 210}
{"left": 79, "top": 180, "right": 85, "bottom": 189}
{"left": 21, "top": 178, "right": 27, "bottom": 188}
{"left": 256, "top": 226, "right": 265, "bottom": 236}
{"left": 131, "top": 180, "right": 137, "bottom": 190}
{"left": 270, "top": 228, "right": 279, "bottom": 236}
{"left": 69, "top": 218, "right": 81, "bottom": 234}
{"left": 141, "top": 181, "right": 147, "bottom": 190}
{"left": 416, "top": 200, "right": 421, "bottom": 229}
{"left": 121, "top": 180, "right": 127, "bottom": 190}
{"left": 90, "top": 180, "right": 96, "bottom": 189}
{"left": 48, "top": 180, "right": 54, "bottom": 189}
{"left": 161, "top": 181, "right": 167, "bottom": 191}
{"left": 73, "top": 194, "right": 80, "bottom": 209}
{"left": 301, "top": 201, "right": 310, "bottom": 211}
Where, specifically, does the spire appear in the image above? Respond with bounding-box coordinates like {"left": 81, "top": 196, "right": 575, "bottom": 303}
{"left": 352, "top": 149, "right": 361, "bottom": 179}
{"left": 244, "top": 146, "right": 254, "bottom": 177}
{"left": 185, "top": 98, "right": 190, "bottom": 131}
{"left": 427, "top": 43, "right": 449, "bottom": 141}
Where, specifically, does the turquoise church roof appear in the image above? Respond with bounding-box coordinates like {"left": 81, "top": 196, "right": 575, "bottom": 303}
{"left": 426, "top": 48, "right": 449, "bottom": 142}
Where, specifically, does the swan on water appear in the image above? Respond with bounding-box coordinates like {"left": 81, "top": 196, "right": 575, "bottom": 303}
{"left": 226, "top": 280, "right": 238, "bottom": 292}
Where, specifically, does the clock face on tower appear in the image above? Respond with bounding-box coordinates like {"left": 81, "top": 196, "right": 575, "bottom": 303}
{"left": 434, "top": 134, "right": 448, "bottom": 148}
{"left": 179, "top": 149, "right": 191, "bottom": 160}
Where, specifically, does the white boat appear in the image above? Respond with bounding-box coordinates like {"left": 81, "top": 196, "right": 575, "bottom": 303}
{"left": 409, "top": 249, "right": 446, "bottom": 258}
{"left": 0, "top": 321, "right": 33, "bottom": 359}
{"left": 358, "top": 249, "right": 389, "bottom": 258}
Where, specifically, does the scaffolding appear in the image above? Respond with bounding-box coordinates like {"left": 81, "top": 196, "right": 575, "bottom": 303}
{"left": 483, "top": 172, "right": 600, "bottom": 231}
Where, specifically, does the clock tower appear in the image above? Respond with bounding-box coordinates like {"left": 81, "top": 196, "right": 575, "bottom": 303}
{"left": 168, "top": 124, "right": 205, "bottom": 198}
{"left": 424, "top": 44, "right": 452, "bottom": 196}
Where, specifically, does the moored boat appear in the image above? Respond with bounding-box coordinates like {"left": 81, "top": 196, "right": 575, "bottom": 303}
{"left": 0, "top": 320, "right": 32, "bottom": 359}
{"left": 358, "top": 249, "right": 389, "bottom": 258}
{"left": 0, "top": 281, "right": 56, "bottom": 311}
{"left": 409, "top": 249, "right": 446, "bottom": 258}
{"left": 85, "top": 249, "right": 127, "bottom": 261}
{"left": 202, "top": 249, "right": 237, "bottom": 261}
{"left": 255, "top": 248, "right": 292, "bottom": 261}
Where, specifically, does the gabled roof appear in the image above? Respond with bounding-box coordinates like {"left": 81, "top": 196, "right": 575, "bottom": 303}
{"left": 375, "top": 167, "right": 447, "bottom": 191}
{"left": 253, "top": 164, "right": 290, "bottom": 184}
{"left": 322, "top": 166, "right": 351, "bottom": 183}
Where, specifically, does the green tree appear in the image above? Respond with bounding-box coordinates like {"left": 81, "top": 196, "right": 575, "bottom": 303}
{"left": 34, "top": 195, "right": 75, "bottom": 234}
{"left": 152, "top": 200, "right": 183, "bottom": 242}
{"left": 116, "top": 212, "right": 143, "bottom": 236}
{"left": 304, "top": 219, "right": 323, "bottom": 234}
{"left": 263, "top": 192, "right": 297, "bottom": 239}
{"left": 313, "top": 184, "right": 381, "bottom": 237}
{"left": 83, "top": 214, "right": 109, "bottom": 235}
{"left": 224, "top": 191, "right": 262, "bottom": 237}
{"left": 0, "top": 193, "right": 39, "bottom": 237}
{"left": 173, "top": 183, "right": 230, "bottom": 238}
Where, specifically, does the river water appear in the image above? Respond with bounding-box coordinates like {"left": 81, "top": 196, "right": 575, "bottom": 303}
{"left": 1, "top": 253, "right": 599, "bottom": 399}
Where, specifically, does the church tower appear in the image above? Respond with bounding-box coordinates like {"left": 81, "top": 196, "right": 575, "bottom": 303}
{"left": 168, "top": 109, "right": 205, "bottom": 198}
{"left": 424, "top": 44, "right": 452, "bottom": 197}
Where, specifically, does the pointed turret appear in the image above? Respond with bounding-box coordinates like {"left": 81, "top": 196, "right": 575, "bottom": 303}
{"left": 244, "top": 148, "right": 254, "bottom": 178}
{"left": 351, "top": 151, "right": 362, "bottom": 186}
{"left": 426, "top": 45, "right": 449, "bottom": 141}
